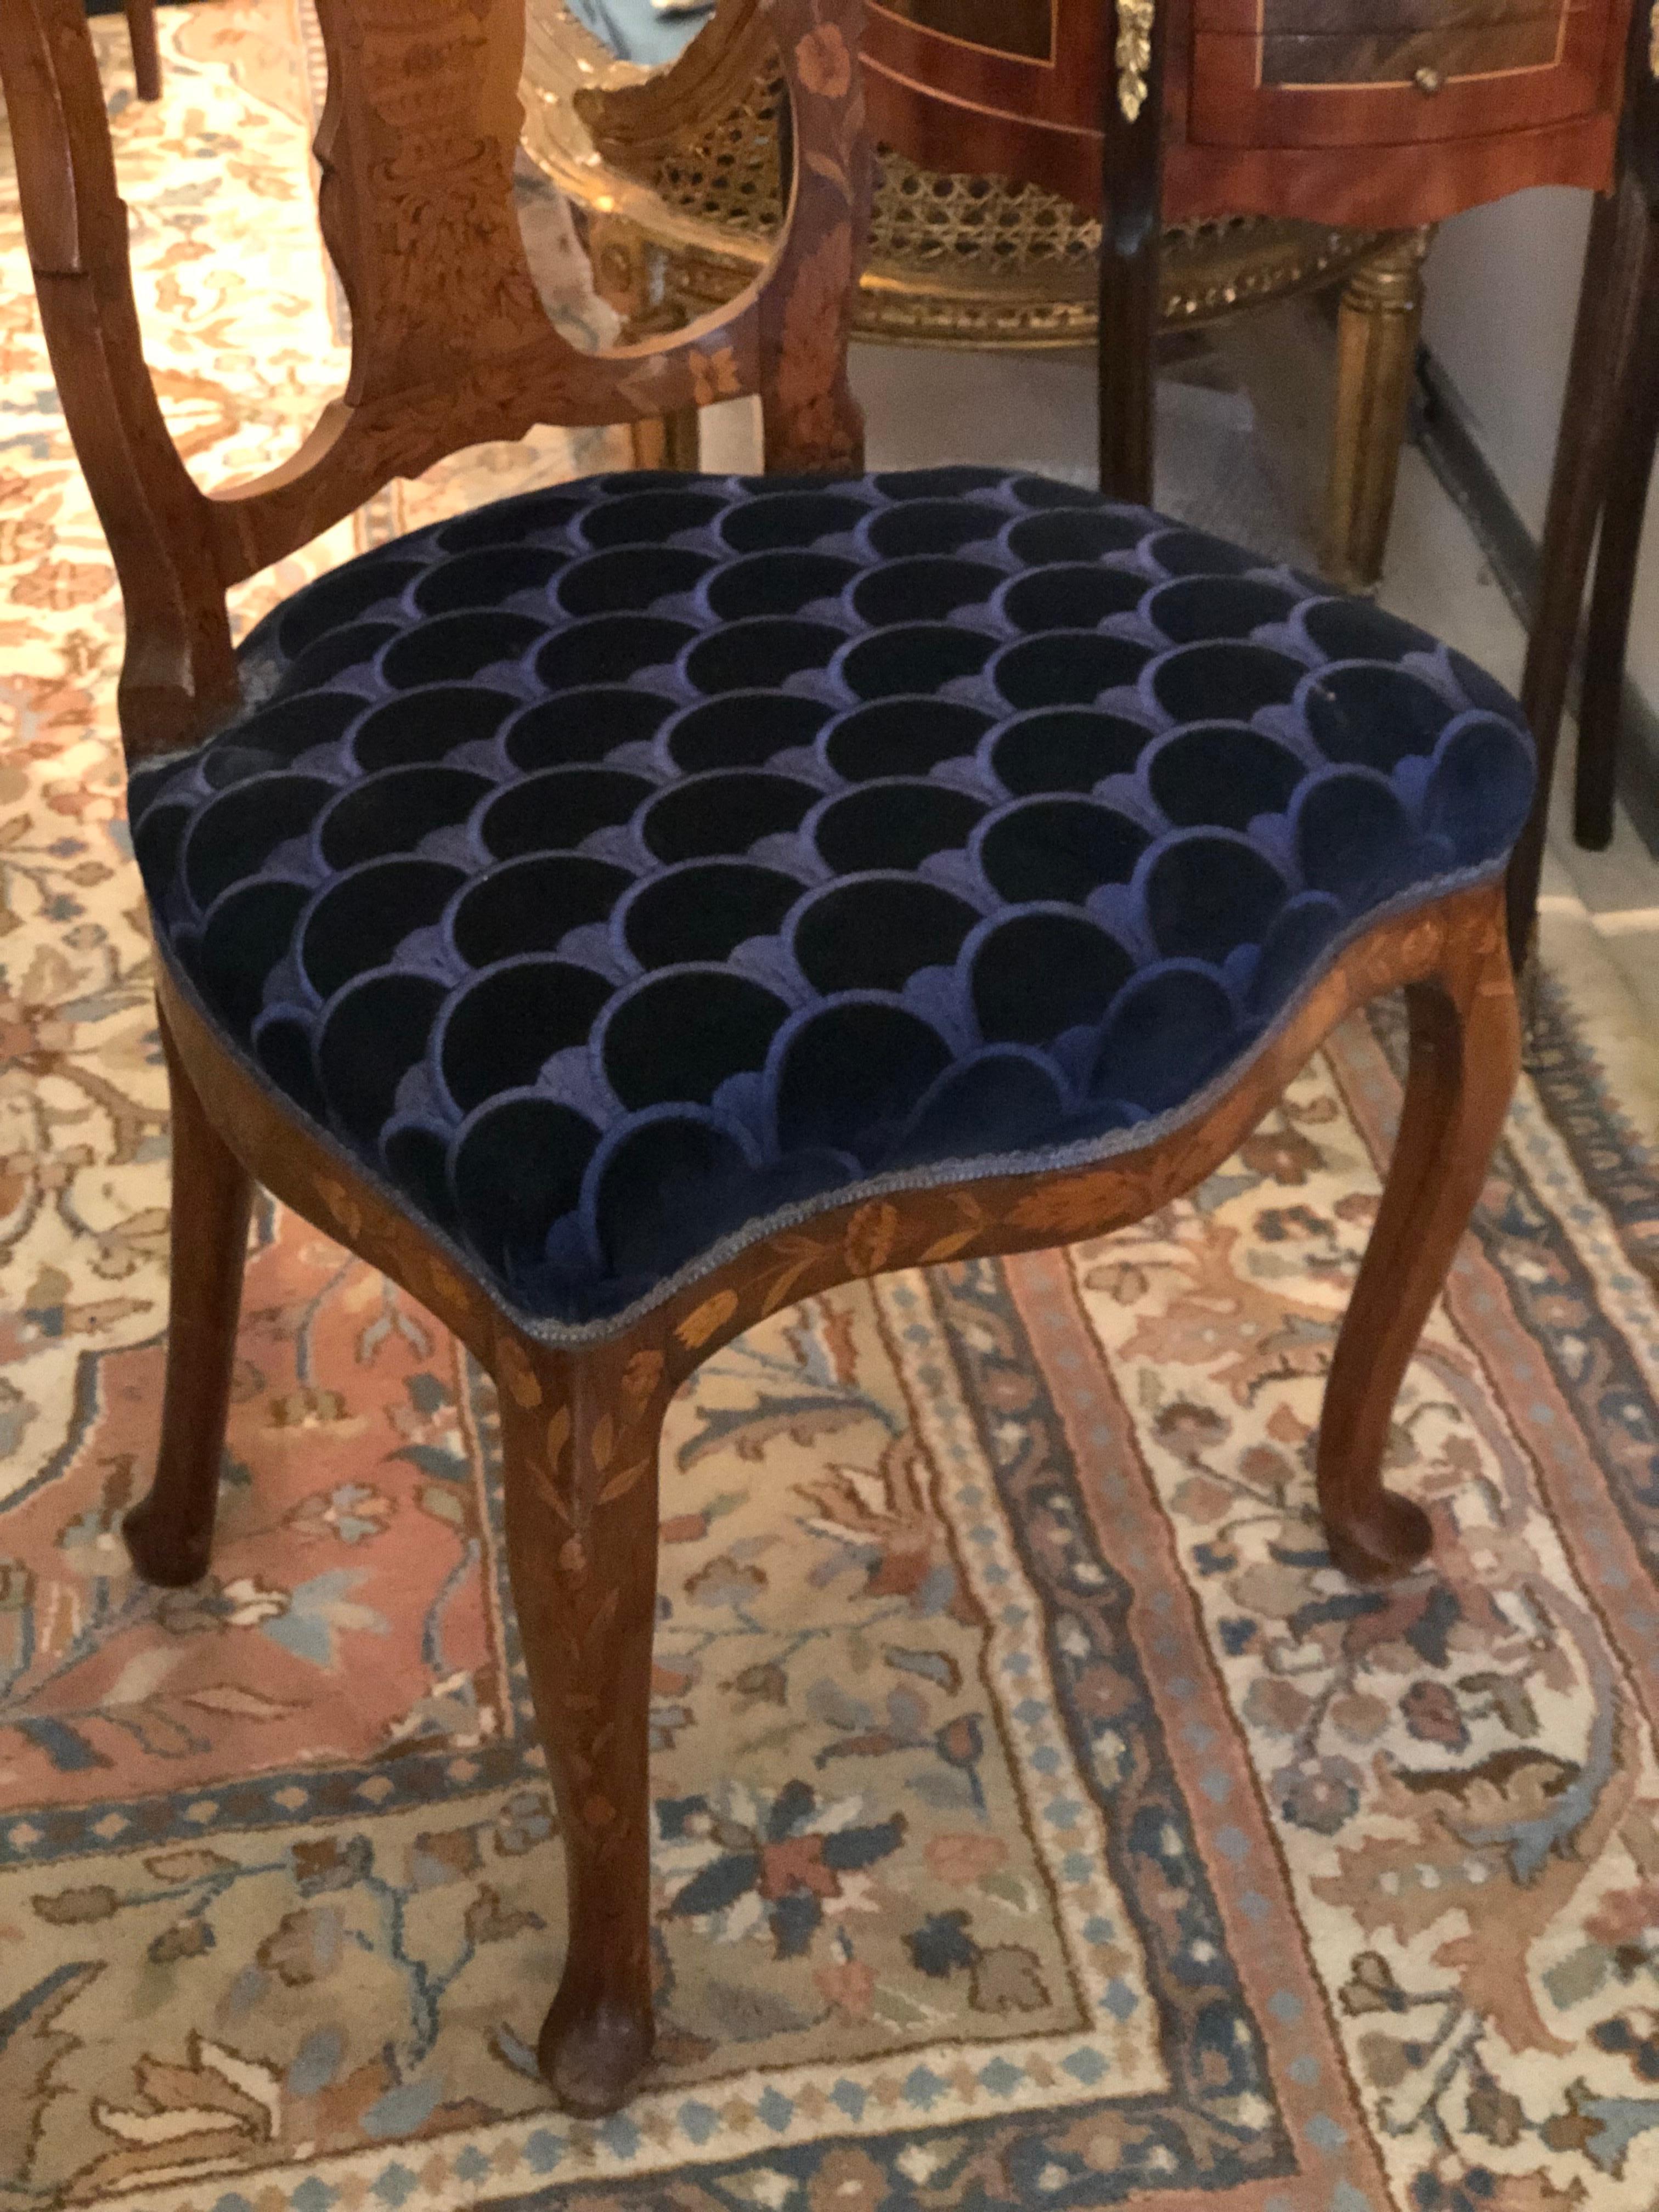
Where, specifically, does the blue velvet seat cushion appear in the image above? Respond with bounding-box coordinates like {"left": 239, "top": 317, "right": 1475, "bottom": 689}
{"left": 129, "top": 466, "right": 1534, "bottom": 1331}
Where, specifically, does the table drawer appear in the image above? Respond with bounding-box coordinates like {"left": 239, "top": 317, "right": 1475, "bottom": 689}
{"left": 1187, "top": 0, "right": 1610, "bottom": 146}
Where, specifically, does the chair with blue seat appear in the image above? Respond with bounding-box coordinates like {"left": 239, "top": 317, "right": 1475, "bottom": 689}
{"left": 3, "top": 0, "right": 1528, "bottom": 2119}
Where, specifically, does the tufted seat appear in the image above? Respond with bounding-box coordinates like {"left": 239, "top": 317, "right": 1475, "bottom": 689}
{"left": 132, "top": 464, "right": 1534, "bottom": 1331}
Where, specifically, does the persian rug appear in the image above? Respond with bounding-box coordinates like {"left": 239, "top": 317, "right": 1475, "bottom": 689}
{"left": 6, "top": 8, "right": 1659, "bottom": 2211}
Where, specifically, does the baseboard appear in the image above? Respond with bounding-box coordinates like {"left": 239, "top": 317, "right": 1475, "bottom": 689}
{"left": 1413, "top": 345, "right": 1659, "bottom": 856}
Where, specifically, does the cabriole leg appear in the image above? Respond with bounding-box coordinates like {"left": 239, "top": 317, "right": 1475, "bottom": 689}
{"left": 494, "top": 1331, "right": 672, "bottom": 2115}
{"left": 124, "top": 1005, "right": 254, "bottom": 1588}
{"left": 1317, "top": 905, "right": 1519, "bottom": 1579}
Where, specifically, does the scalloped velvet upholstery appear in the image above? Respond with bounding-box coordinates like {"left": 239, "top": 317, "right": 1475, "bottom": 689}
{"left": 130, "top": 466, "right": 1534, "bottom": 1329}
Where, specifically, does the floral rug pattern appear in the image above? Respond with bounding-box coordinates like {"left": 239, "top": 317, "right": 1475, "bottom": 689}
{"left": 5, "top": 9, "right": 1659, "bottom": 2211}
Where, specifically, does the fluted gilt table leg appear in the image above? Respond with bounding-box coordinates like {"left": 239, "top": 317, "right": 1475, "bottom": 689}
{"left": 1323, "top": 227, "right": 1431, "bottom": 590}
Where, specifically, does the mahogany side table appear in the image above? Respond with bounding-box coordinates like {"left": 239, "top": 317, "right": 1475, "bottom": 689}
{"left": 525, "top": 1, "right": 1435, "bottom": 585}
{"left": 860, "top": 0, "right": 1642, "bottom": 969}
{"left": 859, "top": 0, "right": 1629, "bottom": 500}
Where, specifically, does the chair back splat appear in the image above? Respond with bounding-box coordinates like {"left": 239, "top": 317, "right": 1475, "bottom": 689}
{"left": 0, "top": 0, "right": 871, "bottom": 757}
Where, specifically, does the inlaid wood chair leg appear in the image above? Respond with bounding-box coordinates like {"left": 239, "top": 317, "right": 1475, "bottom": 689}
{"left": 1323, "top": 228, "right": 1429, "bottom": 590}
{"left": 1572, "top": 200, "right": 1659, "bottom": 850}
{"left": 495, "top": 1331, "right": 672, "bottom": 2117}
{"left": 124, "top": 0, "right": 160, "bottom": 100}
{"left": 123, "top": 1006, "right": 255, "bottom": 1588}
{"left": 1316, "top": 908, "right": 1519, "bottom": 1581}
{"left": 1509, "top": 173, "right": 1651, "bottom": 966}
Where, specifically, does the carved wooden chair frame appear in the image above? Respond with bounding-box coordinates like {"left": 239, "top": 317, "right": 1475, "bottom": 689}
{"left": 3, "top": 0, "right": 1521, "bottom": 2117}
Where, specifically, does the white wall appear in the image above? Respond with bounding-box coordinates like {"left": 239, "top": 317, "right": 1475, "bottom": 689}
{"left": 1423, "top": 186, "right": 1659, "bottom": 709}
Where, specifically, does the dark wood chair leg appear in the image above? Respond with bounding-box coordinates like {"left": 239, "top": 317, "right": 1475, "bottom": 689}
{"left": 1316, "top": 904, "right": 1519, "bottom": 1581}
{"left": 124, "top": 0, "right": 161, "bottom": 100}
{"left": 1508, "top": 172, "right": 1652, "bottom": 966}
{"left": 123, "top": 1005, "right": 255, "bottom": 1588}
{"left": 1573, "top": 205, "right": 1659, "bottom": 850}
{"left": 495, "top": 1331, "right": 672, "bottom": 2118}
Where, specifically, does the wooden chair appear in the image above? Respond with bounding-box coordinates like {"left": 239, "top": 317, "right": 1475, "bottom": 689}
{"left": 1506, "top": 0, "right": 1659, "bottom": 966}
{"left": 4, "top": 0, "right": 1528, "bottom": 2119}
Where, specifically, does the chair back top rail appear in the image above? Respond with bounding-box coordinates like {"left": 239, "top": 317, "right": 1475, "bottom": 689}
{"left": 0, "top": 0, "right": 871, "bottom": 756}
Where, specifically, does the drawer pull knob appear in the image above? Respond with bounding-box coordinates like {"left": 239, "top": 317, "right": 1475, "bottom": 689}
{"left": 1413, "top": 64, "right": 1443, "bottom": 92}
